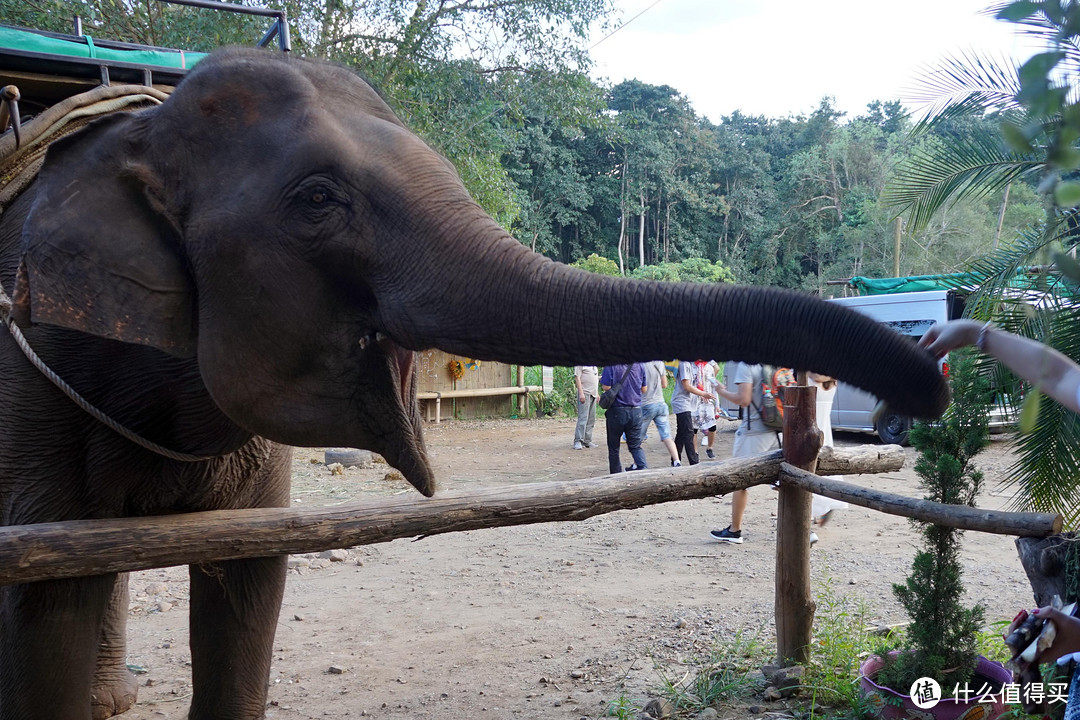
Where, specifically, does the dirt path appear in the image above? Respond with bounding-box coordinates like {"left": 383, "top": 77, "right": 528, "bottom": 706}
{"left": 121, "top": 417, "right": 1036, "bottom": 719}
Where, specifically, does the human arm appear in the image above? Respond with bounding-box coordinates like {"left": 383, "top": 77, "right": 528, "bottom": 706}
{"left": 920, "top": 320, "right": 1080, "bottom": 413}
{"left": 680, "top": 378, "right": 714, "bottom": 402}
{"left": 575, "top": 370, "right": 586, "bottom": 404}
{"left": 715, "top": 382, "right": 752, "bottom": 408}
{"left": 1004, "top": 606, "right": 1080, "bottom": 666}
{"left": 598, "top": 366, "right": 612, "bottom": 393}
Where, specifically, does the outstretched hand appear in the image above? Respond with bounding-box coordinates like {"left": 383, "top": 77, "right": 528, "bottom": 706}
{"left": 918, "top": 320, "right": 983, "bottom": 359}
{"left": 1005, "top": 607, "right": 1080, "bottom": 666}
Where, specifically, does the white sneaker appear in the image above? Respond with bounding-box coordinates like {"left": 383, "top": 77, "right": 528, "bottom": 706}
{"left": 809, "top": 531, "right": 819, "bottom": 546}
{"left": 573, "top": 442, "right": 583, "bottom": 450}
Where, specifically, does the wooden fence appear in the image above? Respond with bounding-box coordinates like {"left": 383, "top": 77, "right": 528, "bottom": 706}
{"left": 0, "top": 384, "right": 1060, "bottom": 666}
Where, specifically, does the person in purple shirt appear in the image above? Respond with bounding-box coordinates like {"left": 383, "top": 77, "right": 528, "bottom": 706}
{"left": 599, "top": 362, "right": 648, "bottom": 474}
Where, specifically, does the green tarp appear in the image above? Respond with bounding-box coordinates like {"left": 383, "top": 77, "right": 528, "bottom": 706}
{"left": 0, "top": 26, "right": 206, "bottom": 70}
{"left": 848, "top": 274, "right": 983, "bottom": 295}
{"left": 848, "top": 271, "right": 1073, "bottom": 296}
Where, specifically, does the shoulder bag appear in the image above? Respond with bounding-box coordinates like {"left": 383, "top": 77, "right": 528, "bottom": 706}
{"left": 598, "top": 364, "right": 634, "bottom": 410}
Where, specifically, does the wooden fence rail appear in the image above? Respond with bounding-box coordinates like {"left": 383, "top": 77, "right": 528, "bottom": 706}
{"left": 780, "top": 463, "right": 1062, "bottom": 537}
{"left": 0, "top": 445, "right": 903, "bottom": 586}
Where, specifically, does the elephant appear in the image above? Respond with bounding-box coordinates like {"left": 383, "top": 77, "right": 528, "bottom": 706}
{"left": 0, "top": 47, "right": 948, "bottom": 720}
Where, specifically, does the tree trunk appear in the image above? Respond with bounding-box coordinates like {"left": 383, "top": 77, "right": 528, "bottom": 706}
{"left": 994, "top": 183, "right": 1011, "bottom": 250}
{"left": 1015, "top": 534, "right": 1080, "bottom": 607}
{"left": 664, "top": 202, "right": 671, "bottom": 262}
{"left": 638, "top": 186, "right": 646, "bottom": 268}
{"left": 893, "top": 216, "right": 902, "bottom": 277}
{"left": 782, "top": 464, "right": 1062, "bottom": 536}
{"left": 618, "top": 149, "right": 628, "bottom": 275}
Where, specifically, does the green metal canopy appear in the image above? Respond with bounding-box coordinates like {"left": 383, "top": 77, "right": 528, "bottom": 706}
{"left": 0, "top": 26, "right": 207, "bottom": 70}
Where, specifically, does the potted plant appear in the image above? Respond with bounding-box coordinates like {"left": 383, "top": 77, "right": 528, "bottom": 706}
{"left": 858, "top": 349, "right": 1012, "bottom": 720}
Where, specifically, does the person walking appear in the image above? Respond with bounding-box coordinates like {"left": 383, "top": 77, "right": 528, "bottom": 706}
{"left": 572, "top": 365, "right": 599, "bottom": 450}
{"left": 599, "top": 362, "right": 648, "bottom": 474}
{"left": 671, "top": 360, "right": 715, "bottom": 466}
{"left": 708, "top": 363, "right": 779, "bottom": 543}
{"left": 808, "top": 372, "right": 848, "bottom": 543}
{"left": 705, "top": 361, "right": 726, "bottom": 457}
{"left": 639, "top": 360, "right": 682, "bottom": 467}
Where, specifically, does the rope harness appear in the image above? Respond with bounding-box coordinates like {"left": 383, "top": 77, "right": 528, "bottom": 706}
{"left": 0, "top": 83, "right": 217, "bottom": 463}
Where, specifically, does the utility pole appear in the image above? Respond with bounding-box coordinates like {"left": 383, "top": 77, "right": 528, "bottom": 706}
{"left": 893, "top": 216, "right": 902, "bottom": 277}
{"left": 994, "top": 184, "right": 1011, "bottom": 250}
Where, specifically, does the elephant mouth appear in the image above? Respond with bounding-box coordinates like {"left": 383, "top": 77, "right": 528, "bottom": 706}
{"left": 360, "top": 330, "right": 415, "bottom": 407}
{"left": 383, "top": 335, "right": 415, "bottom": 406}
{"left": 357, "top": 330, "right": 435, "bottom": 497}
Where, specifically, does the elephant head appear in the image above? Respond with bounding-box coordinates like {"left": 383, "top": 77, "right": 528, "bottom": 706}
{"left": 12, "top": 48, "right": 948, "bottom": 497}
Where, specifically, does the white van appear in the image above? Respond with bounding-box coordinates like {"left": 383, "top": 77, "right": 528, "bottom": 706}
{"left": 826, "top": 290, "right": 961, "bottom": 444}
{"left": 717, "top": 289, "right": 968, "bottom": 445}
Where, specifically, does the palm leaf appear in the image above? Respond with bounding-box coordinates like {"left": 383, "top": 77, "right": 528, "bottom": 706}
{"left": 916, "top": 3, "right": 1080, "bottom": 525}
{"left": 906, "top": 50, "right": 1022, "bottom": 134}
{"left": 986, "top": 1, "right": 1080, "bottom": 80}
{"left": 883, "top": 133, "right": 1041, "bottom": 234}
{"left": 959, "top": 224, "right": 1080, "bottom": 526}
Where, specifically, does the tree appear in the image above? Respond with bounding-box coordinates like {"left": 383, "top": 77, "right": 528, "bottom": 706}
{"left": 500, "top": 71, "right": 609, "bottom": 259}
{"left": 2, "top": 0, "right": 617, "bottom": 227}
{"left": 607, "top": 80, "right": 703, "bottom": 272}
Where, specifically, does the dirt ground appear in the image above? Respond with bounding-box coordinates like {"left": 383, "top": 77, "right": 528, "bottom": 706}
{"left": 120, "top": 416, "right": 1038, "bottom": 719}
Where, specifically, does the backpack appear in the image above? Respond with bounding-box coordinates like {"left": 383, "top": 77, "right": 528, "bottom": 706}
{"left": 753, "top": 365, "right": 798, "bottom": 430}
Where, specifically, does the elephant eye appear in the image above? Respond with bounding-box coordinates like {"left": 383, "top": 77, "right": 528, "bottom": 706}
{"left": 294, "top": 175, "right": 344, "bottom": 205}
{"left": 305, "top": 186, "right": 333, "bottom": 206}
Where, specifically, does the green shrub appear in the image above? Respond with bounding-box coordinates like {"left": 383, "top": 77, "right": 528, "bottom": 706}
{"left": 875, "top": 348, "right": 990, "bottom": 692}
{"left": 803, "top": 576, "right": 882, "bottom": 715}
{"left": 571, "top": 253, "right": 620, "bottom": 276}
{"left": 521, "top": 365, "right": 578, "bottom": 417}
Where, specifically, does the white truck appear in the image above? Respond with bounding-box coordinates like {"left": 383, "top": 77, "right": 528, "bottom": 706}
{"left": 718, "top": 289, "right": 974, "bottom": 445}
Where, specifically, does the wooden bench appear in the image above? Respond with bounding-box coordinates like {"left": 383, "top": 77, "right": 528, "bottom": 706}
{"left": 418, "top": 385, "right": 542, "bottom": 423}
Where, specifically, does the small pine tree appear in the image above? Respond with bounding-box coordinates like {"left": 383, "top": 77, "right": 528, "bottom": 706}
{"left": 876, "top": 348, "right": 991, "bottom": 694}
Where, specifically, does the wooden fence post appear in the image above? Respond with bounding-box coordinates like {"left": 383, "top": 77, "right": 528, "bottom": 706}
{"left": 775, "top": 381, "right": 820, "bottom": 666}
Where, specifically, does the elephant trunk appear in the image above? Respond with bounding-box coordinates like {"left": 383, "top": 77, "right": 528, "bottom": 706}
{"left": 378, "top": 207, "right": 949, "bottom": 421}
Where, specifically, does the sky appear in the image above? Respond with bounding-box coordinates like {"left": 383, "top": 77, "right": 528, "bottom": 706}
{"left": 588, "top": 0, "right": 1041, "bottom": 122}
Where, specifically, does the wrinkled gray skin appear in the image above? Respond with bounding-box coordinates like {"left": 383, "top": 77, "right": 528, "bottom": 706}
{"left": 0, "top": 48, "right": 948, "bottom": 719}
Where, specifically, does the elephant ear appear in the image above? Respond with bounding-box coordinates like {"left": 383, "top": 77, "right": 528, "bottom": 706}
{"left": 12, "top": 111, "right": 196, "bottom": 357}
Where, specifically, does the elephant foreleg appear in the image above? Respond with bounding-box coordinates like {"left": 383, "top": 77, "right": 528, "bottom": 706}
{"left": 0, "top": 574, "right": 116, "bottom": 720}
{"left": 91, "top": 573, "right": 138, "bottom": 720}
{"left": 187, "top": 555, "right": 287, "bottom": 720}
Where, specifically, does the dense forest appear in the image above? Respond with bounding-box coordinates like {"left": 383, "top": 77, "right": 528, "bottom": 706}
{"left": 1, "top": 0, "right": 1039, "bottom": 293}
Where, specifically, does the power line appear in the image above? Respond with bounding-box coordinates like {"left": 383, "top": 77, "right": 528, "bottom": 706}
{"left": 590, "top": 0, "right": 667, "bottom": 51}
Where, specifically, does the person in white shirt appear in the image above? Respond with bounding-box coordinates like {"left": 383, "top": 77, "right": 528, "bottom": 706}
{"left": 670, "top": 360, "right": 714, "bottom": 465}
{"left": 572, "top": 366, "right": 599, "bottom": 450}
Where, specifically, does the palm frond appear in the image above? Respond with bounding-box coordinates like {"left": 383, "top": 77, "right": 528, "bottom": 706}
{"left": 959, "top": 221, "right": 1080, "bottom": 528}
{"left": 883, "top": 133, "right": 1041, "bottom": 234}
{"left": 963, "top": 222, "right": 1080, "bottom": 331}
{"left": 906, "top": 50, "right": 1022, "bottom": 131}
{"left": 1004, "top": 386, "right": 1080, "bottom": 528}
